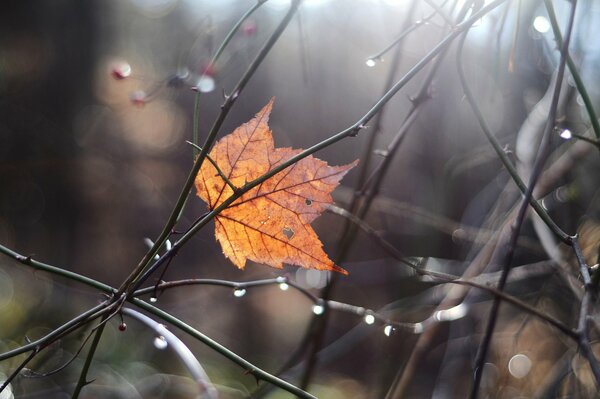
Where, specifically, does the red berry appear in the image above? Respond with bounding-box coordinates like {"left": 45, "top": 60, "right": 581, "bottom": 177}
{"left": 111, "top": 62, "right": 132, "bottom": 80}
{"left": 118, "top": 322, "right": 127, "bottom": 331}
{"left": 129, "top": 90, "right": 146, "bottom": 107}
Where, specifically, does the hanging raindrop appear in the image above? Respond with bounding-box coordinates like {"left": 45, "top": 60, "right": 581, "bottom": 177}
{"left": 233, "top": 288, "right": 247, "bottom": 298}
{"left": 312, "top": 304, "right": 325, "bottom": 315}
{"left": 153, "top": 335, "right": 168, "bottom": 350}
{"left": 364, "top": 314, "right": 376, "bottom": 325}
{"left": 111, "top": 61, "right": 132, "bottom": 80}
{"left": 196, "top": 75, "right": 216, "bottom": 93}
{"left": 559, "top": 129, "right": 572, "bottom": 140}
{"left": 384, "top": 325, "right": 395, "bottom": 336}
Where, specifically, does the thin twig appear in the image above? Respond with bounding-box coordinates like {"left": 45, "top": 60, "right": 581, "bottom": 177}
{"left": 24, "top": 324, "right": 100, "bottom": 378}
{"left": 366, "top": 1, "right": 449, "bottom": 63}
{"left": 544, "top": 0, "right": 600, "bottom": 143}
{"left": 71, "top": 319, "right": 107, "bottom": 399}
{"left": 0, "top": 301, "right": 112, "bottom": 361}
{"left": 0, "top": 245, "right": 318, "bottom": 398}
{"left": 192, "top": 0, "right": 268, "bottom": 156}
{"left": 299, "top": 0, "right": 507, "bottom": 390}
{"left": 132, "top": 298, "right": 317, "bottom": 399}
{"left": 327, "top": 204, "right": 577, "bottom": 339}
{"left": 0, "top": 350, "right": 38, "bottom": 393}
{"left": 119, "top": 0, "right": 302, "bottom": 296}
{"left": 0, "top": 244, "right": 114, "bottom": 293}
{"left": 186, "top": 140, "right": 238, "bottom": 192}
{"left": 122, "top": 307, "right": 218, "bottom": 399}
{"left": 572, "top": 236, "right": 600, "bottom": 386}
{"left": 467, "top": 0, "right": 578, "bottom": 396}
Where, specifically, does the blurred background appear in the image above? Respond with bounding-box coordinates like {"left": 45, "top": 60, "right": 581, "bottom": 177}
{"left": 1, "top": 0, "right": 599, "bottom": 397}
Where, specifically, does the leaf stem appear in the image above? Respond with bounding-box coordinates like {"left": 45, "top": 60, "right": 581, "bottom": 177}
{"left": 186, "top": 141, "right": 239, "bottom": 192}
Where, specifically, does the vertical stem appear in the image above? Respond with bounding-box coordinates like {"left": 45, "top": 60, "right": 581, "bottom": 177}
{"left": 544, "top": 0, "right": 600, "bottom": 143}
{"left": 469, "top": 0, "right": 578, "bottom": 397}
{"left": 192, "top": 0, "right": 267, "bottom": 157}
{"left": 71, "top": 320, "right": 107, "bottom": 399}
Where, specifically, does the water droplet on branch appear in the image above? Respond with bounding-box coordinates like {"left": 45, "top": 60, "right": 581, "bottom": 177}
{"left": 153, "top": 336, "right": 168, "bottom": 350}
{"left": 111, "top": 61, "right": 132, "bottom": 80}
{"left": 312, "top": 304, "right": 324, "bottom": 315}
{"left": 559, "top": 129, "right": 572, "bottom": 140}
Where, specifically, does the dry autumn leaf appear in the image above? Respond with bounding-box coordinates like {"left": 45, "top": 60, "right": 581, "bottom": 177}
{"left": 195, "top": 99, "right": 357, "bottom": 275}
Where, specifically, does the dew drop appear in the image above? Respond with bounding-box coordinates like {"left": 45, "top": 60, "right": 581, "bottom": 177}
{"left": 533, "top": 15, "right": 551, "bottom": 33}
{"left": 413, "top": 322, "right": 424, "bottom": 334}
{"left": 364, "top": 314, "right": 376, "bottom": 325}
{"left": 153, "top": 335, "right": 168, "bottom": 350}
{"left": 149, "top": 297, "right": 158, "bottom": 303}
{"left": 111, "top": 61, "right": 132, "bottom": 80}
{"left": 384, "top": 325, "right": 395, "bottom": 336}
{"left": 559, "top": 129, "right": 572, "bottom": 140}
{"left": 196, "top": 75, "right": 216, "bottom": 93}
{"left": 276, "top": 276, "right": 286, "bottom": 283}
{"left": 312, "top": 304, "right": 324, "bottom": 315}
{"left": 233, "top": 288, "right": 247, "bottom": 298}
{"left": 279, "top": 283, "right": 289, "bottom": 291}
{"left": 365, "top": 58, "right": 377, "bottom": 67}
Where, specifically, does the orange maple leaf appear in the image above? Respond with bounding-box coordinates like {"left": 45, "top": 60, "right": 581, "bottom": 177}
{"left": 195, "top": 99, "right": 357, "bottom": 275}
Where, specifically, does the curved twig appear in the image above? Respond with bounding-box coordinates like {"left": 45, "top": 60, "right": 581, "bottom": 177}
{"left": 122, "top": 307, "right": 218, "bottom": 399}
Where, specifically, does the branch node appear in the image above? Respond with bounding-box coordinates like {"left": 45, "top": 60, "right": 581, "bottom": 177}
{"left": 349, "top": 125, "right": 366, "bottom": 137}
{"left": 16, "top": 254, "right": 32, "bottom": 263}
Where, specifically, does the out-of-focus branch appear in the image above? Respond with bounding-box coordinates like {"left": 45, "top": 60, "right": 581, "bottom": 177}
{"left": 122, "top": 308, "right": 218, "bottom": 399}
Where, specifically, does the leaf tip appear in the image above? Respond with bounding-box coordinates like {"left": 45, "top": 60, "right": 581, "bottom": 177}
{"left": 331, "top": 264, "right": 348, "bottom": 275}
{"left": 258, "top": 97, "right": 275, "bottom": 118}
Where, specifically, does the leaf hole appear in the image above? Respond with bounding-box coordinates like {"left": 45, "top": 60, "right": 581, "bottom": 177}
{"left": 282, "top": 227, "right": 295, "bottom": 240}
{"left": 305, "top": 199, "right": 312, "bottom": 206}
